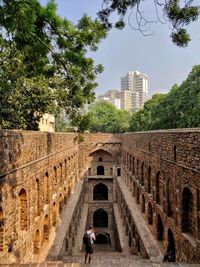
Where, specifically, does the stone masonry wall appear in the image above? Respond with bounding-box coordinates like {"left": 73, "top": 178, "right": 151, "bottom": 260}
{"left": 0, "top": 129, "right": 199, "bottom": 263}
{"left": 121, "top": 129, "right": 200, "bottom": 262}
{"left": 0, "top": 131, "right": 79, "bottom": 264}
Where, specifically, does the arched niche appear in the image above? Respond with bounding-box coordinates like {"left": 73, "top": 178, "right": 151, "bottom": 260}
{"left": 93, "top": 208, "right": 108, "bottom": 227}
{"left": 93, "top": 183, "right": 108, "bottom": 200}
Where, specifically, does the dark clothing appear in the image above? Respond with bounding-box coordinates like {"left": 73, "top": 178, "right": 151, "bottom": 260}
{"left": 85, "top": 245, "right": 93, "bottom": 254}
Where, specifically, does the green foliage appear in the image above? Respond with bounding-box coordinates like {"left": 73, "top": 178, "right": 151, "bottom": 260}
{"left": 0, "top": 0, "right": 107, "bottom": 130}
{"left": 87, "top": 100, "right": 131, "bottom": 133}
{"left": 98, "top": 0, "right": 199, "bottom": 47}
{"left": 129, "top": 65, "right": 200, "bottom": 131}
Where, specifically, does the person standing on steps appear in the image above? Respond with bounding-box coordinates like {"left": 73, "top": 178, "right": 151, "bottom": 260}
{"left": 83, "top": 226, "right": 95, "bottom": 263}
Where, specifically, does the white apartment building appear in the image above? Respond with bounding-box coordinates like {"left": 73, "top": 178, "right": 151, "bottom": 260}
{"left": 121, "top": 70, "right": 148, "bottom": 110}
{"left": 117, "top": 90, "right": 132, "bottom": 112}
{"left": 98, "top": 93, "right": 121, "bottom": 110}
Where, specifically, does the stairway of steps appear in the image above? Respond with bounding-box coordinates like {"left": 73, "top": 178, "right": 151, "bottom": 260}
{"left": 72, "top": 203, "right": 89, "bottom": 255}
{"left": 61, "top": 251, "right": 145, "bottom": 264}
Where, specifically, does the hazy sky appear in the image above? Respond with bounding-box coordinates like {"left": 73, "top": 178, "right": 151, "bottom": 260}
{"left": 40, "top": 0, "right": 200, "bottom": 97}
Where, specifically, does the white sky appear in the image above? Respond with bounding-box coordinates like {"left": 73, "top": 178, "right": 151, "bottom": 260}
{"left": 40, "top": 0, "right": 200, "bottom": 98}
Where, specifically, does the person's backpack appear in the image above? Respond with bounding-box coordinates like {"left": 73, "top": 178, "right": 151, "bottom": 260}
{"left": 83, "top": 232, "right": 91, "bottom": 246}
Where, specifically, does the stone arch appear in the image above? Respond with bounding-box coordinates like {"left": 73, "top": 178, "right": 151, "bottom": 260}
{"left": 182, "top": 187, "right": 193, "bottom": 233}
{"left": 136, "top": 159, "right": 139, "bottom": 178}
{"left": 141, "top": 195, "right": 145, "bottom": 213}
{"left": 43, "top": 215, "right": 50, "bottom": 241}
{"left": 141, "top": 162, "right": 144, "bottom": 186}
{"left": 89, "top": 149, "right": 113, "bottom": 160}
{"left": 132, "top": 224, "right": 135, "bottom": 238}
{"left": 44, "top": 172, "right": 49, "bottom": 204}
{"left": 156, "top": 171, "right": 160, "bottom": 204}
{"left": 93, "top": 208, "right": 108, "bottom": 227}
{"left": 93, "top": 183, "right": 108, "bottom": 200}
{"left": 36, "top": 179, "right": 40, "bottom": 216}
{"left": 52, "top": 202, "right": 57, "bottom": 227}
{"left": 88, "top": 168, "right": 91, "bottom": 176}
{"left": 167, "top": 229, "right": 176, "bottom": 261}
{"left": 132, "top": 156, "right": 135, "bottom": 175}
{"left": 167, "top": 179, "right": 173, "bottom": 217}
{"left": 97, "top": 165, "right": 104, "bottom": 175}
{"left": 157, "top": 215, "right": 164, "bottom": 241}
{"left": 34, "top": 230, "right": 40, "bottom": 254}
{"left": 54, "top": 166, "right": 57, "bottom": 186}
{"left": 60, "top": 163, "right": 63, "bottom": 184}
{"left": 98, "top": 157, "right": 103, "bottom": 162}
{"left": 95, "top": 232, "right": 110, "bottom": 244}
{"left": 0, "top": 207, "right": 4, "bottom": 251}
{"left": 148, "top": 202, "right": 153, "bottom": 225}
{"left": 147, "top": 166, "right": 151, "bottom": 193}
{"left": 65, "top": 238, "right": 69, "bottom": 252}
{"left": 132, "top": 181, "right": 136, "bottom": 197}
{"left": 136, "top": 187, "right": 140, "bottom": 204}
{"left": 19, "top": 189, "right": 28, "bottom": 231}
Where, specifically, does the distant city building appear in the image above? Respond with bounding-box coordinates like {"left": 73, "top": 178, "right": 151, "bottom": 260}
{"left": 98, "top": 90, "right": 121, "bottom": 110}
{"left": 121, "top": 70, "right": 148, "bottom": 110}
{"left": 97, "top": 70, "right": 148, "bottom": 112}
{"left": 117, "top": 90, "right": 132, "bottom": 112}
{"left": 39, "top": 113, "right": 55, "bottom": 132}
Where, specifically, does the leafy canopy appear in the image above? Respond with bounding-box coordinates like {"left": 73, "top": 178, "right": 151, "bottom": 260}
{"left": 86, "top": 100, "right": 131, "bottom": 133}
{"left": 0, "top": 0, "right": 107, "bottom": 129}
{"left": 98, "top": 0, "right": 199, "bottom": 47}
{"left": 129, "top": 65, "right": 200, "bottom": 131}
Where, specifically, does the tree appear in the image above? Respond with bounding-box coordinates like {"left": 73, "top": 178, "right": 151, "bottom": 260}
{"left": 87, "top": 100, "right": 131, "bottom": 133}
{"left": 98, "top": 0, "right": 199, "bottom": 47}
{"left": 129, "top": 65, "right": 200, "bottom": 131}
{"left": 129, "top": 94, "right": 166, "bottom": 131}
{"left": 0, "top": 0, "right": 107, "bottom": 130}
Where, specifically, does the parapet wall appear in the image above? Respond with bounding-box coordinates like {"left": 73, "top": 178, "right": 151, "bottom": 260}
{"left": 122, "top": 129, "right": 200, "bottom": 171}
{"left": 0, "top": 131, "right": 78, "bottom": 176}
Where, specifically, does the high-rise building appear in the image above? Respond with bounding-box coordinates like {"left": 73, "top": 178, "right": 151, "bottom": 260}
{"left": 117, "top": 90, "right": 132, "bottom": 112}
{"left": 98, "top": 90, "right": 121, "bottom": 110}
{"left": 121, "top": 70, "right": 148, "bottom": 110}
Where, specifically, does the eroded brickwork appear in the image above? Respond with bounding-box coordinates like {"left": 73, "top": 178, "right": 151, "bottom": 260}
{"left": 121, "top": 130, "right": 200, "bottom": 262}
{"left": 0, "top": 129, "right": 199, "bottom": 264}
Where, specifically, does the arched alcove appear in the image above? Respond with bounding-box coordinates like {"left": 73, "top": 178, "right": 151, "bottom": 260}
{"left": 97, "top": 165, "right": 104, "bottom": 175}
{"left": 34, "top": 230, "right": 40, "bottom": 254}
{"left": 167, "top": 229, "right": 176, "bottom": 261}
{"left": 43, "top": 215, "right": 49, "bottom": 241}
{"left": 93, "top": 183, "right": 108, "bottom": 200}
{"left": 98, "top": 157, "right": 103, "bottom": 162}
{"left": 95, "top": 233, "right": 110, "bottom": 244}
{"left": 44, "top": 172, "right": 49, "bottom": 204}
{"left": 167, "top": 179, "right": 173, "bottom": 217}
{"left": 156, "top": 171, "right": 160, "bottom": 204}
{"left": 141, "top": 195, "right": 145, "bottom": 213}
{"left": 93, "top": 209, "right": 108, "bottom": 227}
{"left": 182, "top": 187, "right": 193, "bottom": 233}
{"left": 147, "top": 166, "right": 151, "bottom": 193}
{"left": 141, "top": 162, "right": 144, "bottom": 186}
{"left": 52, "top": 202, "right": 57, "bottom": 227}
{"left": 54, "top": 166, "right": 57, "bottom": 186}
{"left": 148, "top": 202, "right": 153, "bottom": 225}
{"left": 157, "top": 215, "right": 164, "bottom": 241}
{"left": 19, "top": 189, "right": 28, "bottom": 230}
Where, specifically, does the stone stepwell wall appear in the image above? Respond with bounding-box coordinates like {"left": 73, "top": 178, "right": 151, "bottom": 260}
{"left": 122, "top": 129, "right": 200, "bottom": 171}
{"left": 122, "top": 129, "right": 200, "bottom": 263}
{"left": 0, "top": 130, "right": 78, "bottom": 175}
{"left": 0, "top": 130, "right": 79, "bottom": 264}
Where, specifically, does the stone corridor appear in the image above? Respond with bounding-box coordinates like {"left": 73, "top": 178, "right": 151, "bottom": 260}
{"left": 0, "top": 130, "right": 199, "bottom": 265}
